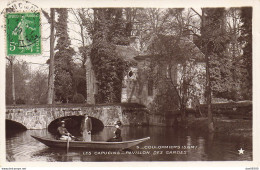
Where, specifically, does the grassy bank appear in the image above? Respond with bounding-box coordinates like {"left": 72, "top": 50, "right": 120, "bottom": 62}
{"left": 186, "top": 117, "right": 252, "bottom": 140}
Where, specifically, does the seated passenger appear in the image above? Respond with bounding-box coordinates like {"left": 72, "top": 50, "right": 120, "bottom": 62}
{"left": 107, "top": 121, "right": 122, "bottom": 142}
{"left": 57, "top": 120, "right": 72, "bottom": 141}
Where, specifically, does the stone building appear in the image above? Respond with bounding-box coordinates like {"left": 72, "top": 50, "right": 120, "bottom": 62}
{"left": 85, "top": 37, "right": 139, "bottom": 104}
{"left": 86, "top": 35, "right": 205, "bottom": 110}
{"left": 121, "top": 35, "right": 205, "bottom": 108}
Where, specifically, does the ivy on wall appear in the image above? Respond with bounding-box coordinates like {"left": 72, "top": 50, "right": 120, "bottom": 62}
{"left": 90, "top": 9, "right": 133, "bottom": 103}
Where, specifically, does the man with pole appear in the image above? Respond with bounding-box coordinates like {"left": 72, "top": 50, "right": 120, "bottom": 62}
{"left": 80, "top": 114, "right": 92, "bottom": 142}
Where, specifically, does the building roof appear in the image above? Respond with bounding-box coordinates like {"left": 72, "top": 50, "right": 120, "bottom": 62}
{"left": 115, "top": 45, "right": 139, "bottom": 63}
{"left": 178, "top": 37, "right": 205, "bottom": 61}
{"left": 114, "top": 35, "right": 205, "bottom": 63}
{"left": 136, "top": 35, "right": 205, "bottom": 62}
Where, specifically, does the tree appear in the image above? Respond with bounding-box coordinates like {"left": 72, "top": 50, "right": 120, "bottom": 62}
{"left": 70, "top": 8, "right": 93, "bottom": 99}
{"left": 6, "top": 60, "right": 30, "bottom": 105}
{"left": 199, "top": 8, "right": 227, "bottom": 132}
{"left": 54, "top": 8, "right": 75, "bottom": 103}
{"left": 203, "top": 8, "right": 251, "bottom": 102}
{"left": 208, "top": 8, "right": 240, "bottom": 101}
{"left": 26, "top": 70, "right": 48, "bottom": 104}
{"left": 71, "top": 64, "right": 87, "bottom": 98}
{"left": 190, "top": 7, "right": 252, "bottom": 103}
{"left": 48, "top": 8, "right": 56, "bottom": 104}
{"left": 70, "top": 9, "right": 90, "bottom": 68}
{"left": 145, "top": 33, "right": 205, "bottom": 121}
{"left": 90, "top": 8, "right": 132, "bottom": 103}
{"left": 239, "top": 7, "right": 252, "bottom": 100}
{"left": 42, "top": 8, "right": 56, "bottom": 104}
{"left": 6, "top": 59, "right": 49, "bottom": 105}
{"left": 121, "top": 8, "right": 208, "bottom": 123}
{"left": 6, "top": 56, "right": 16, "bottom": 105}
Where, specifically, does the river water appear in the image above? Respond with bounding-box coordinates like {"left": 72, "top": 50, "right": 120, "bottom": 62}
{"left": 6, "top": 126, "right": 252, "bottom": 162}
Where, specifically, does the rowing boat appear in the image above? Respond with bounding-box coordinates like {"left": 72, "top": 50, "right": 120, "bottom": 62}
{"left": 31, "top": 135, "right": 150, "bottom": 150}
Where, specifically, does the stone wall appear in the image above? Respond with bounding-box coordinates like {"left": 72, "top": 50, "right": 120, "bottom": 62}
{"left": 6, "top": 104, "right": 149, "bottom": 130}
{"left": 121, "top": 106, "right": 149, "bottom": 126}
{"left": 200, "top": 101, "right": 252, "bottom": 119}
{"left": 148, "top": 113, "right": 178, "bottom": 127}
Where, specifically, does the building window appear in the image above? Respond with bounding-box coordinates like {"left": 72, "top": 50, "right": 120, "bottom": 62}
{"left": 148, "top": 79, "right": 153, "bottom": 96}
{"left": 128, "top": 70, "right": 133, "bottom": 77}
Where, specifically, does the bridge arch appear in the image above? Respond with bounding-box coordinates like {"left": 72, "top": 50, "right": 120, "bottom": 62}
{"left": 48, "top": 115, "right": 104, "bottom": 135}
{"left": 6, "top": 119, "right": 27, "bottom": 130}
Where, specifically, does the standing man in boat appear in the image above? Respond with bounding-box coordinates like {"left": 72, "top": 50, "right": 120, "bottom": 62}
{"left": 57, "top": 120, "right": 72, "bottom": 141}
{"left": 80, "top": 114, "right": 92, "bottom": 142}
{"left": 107, "top": 120, "right": 122, "bottom": 142}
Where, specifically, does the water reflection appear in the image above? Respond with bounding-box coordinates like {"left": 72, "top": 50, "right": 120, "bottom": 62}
{"left": 6, "top": 126, "right": 252, "bottom": 162}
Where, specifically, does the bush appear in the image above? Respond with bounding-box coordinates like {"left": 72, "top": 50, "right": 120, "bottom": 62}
{"left": 72, "top": 93, "right": 85, "bottom": 103}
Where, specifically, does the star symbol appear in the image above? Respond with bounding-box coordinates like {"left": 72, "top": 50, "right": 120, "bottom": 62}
{"left": 238, "top": 148, "right": 245, "bottom": 155}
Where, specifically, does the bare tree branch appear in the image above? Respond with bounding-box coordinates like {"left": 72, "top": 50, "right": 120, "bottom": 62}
{"left": 191, "top": 8, "right": 202, "bottom": 18}
{"left": 42, "top": 9, "right": 51, "bottom": 23}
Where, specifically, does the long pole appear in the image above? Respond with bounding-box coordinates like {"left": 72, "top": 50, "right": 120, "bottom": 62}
{"left": 66, "top": 136, "right": 70, "bottom": 153}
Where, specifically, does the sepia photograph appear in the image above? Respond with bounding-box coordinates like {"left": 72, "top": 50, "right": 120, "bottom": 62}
{"left": 0, "top": 0, "right": 257, "bottom": 165}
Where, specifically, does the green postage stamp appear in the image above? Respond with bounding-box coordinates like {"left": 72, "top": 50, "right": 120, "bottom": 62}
{"left": 6, "top": 12, "right": 41, "bottom": 55}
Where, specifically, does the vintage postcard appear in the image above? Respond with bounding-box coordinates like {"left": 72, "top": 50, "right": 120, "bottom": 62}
{"left": 0, "top": 0, "right": 259, "bottom": 168}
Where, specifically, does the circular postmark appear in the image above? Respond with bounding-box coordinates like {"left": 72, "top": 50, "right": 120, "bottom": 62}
{"left": 1, "top": 0, "right": 40, "bottom": 14}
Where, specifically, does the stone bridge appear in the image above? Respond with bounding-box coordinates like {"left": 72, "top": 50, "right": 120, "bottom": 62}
{"left": 6, "top": 103, "right": 149, "bottom": 130}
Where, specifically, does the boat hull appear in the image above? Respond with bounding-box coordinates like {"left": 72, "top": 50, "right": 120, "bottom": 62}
{"left": 31, "top": 135, "right": 150, "bottom": 150}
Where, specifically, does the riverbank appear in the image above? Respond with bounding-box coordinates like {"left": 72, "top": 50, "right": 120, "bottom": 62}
{"left": 186, "top": 117, "right": 252, "bottom": 141}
